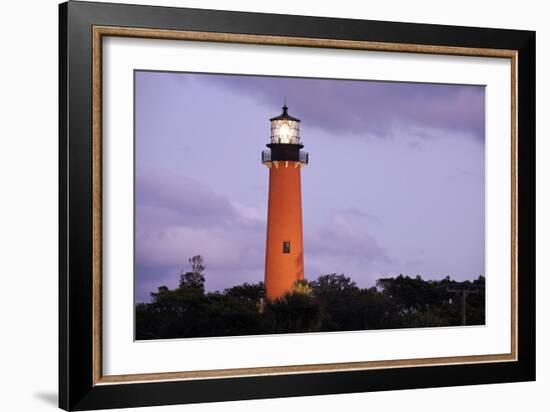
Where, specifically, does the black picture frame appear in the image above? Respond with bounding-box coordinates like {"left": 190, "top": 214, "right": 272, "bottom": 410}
{"left": 59, "top": 1, "right": 536, "bottom": 410}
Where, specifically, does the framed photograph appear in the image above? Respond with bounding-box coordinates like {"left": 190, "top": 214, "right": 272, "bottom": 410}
{"left": 59, "top": 1, "right": 536, "bottom": 410}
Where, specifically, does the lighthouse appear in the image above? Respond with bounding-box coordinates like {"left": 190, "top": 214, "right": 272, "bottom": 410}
{"left": 262, "top": 104, "right": 308, "bottom": 301}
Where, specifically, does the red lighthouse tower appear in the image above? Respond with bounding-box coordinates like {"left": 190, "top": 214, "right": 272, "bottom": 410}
{"left": 262, "top": 104, "right": 308, "bottom": 301}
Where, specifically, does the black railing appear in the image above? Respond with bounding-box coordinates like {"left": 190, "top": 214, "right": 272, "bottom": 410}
{"left": 262, "top": 149, "right": 308, "bottom": 165}
{"left": 299, "top": 150, "right": 309, "bottom": 165}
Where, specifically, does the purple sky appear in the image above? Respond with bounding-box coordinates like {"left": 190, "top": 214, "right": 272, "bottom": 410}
{"left": 135, "top": 71, "right": 485, "bottom": 303}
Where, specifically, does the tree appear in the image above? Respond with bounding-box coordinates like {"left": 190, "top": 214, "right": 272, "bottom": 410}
{"left": 179, "top": 255, "right": 206, "bottom": 291}
{"left": 223, "top": 282, "right": 265, "bottom": 302}
{"left": 189, "top": 255, "right": 206, "bottom": 275}
{"left": 310, "top": 273, "right": 358, "bottom": 296}
{"left": 310, "top": 273, "right": 360, "bottom": 331}
{"left": 376, "top": 274, "right": 446, "bottom": 313}
{"left": 264, "top": 291, "right": 320, "bottom": 333}
{"left": 292, "top": 279, "right": 312, "bottom": 295}
{"left": 136, "top": 262, "right": 486, "bottom": 340}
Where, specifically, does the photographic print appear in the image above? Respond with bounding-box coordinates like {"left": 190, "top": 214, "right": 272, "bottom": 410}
{"left": 134, "top": 71, "right": 486, "bottom": 340}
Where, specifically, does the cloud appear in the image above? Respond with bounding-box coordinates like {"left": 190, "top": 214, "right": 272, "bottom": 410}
{"left": 136, "top": 172, "right": 264, "bottom": 230}
{"left": 306, "top": 213, "right": 392, "bottom": 264}
{"left": 338, "top": 207, "right": 381, "bottom": 223}
{"left": 135, "top": 171, "right": 393, "bottom": 298}
{"left": 136, "top": 225, "right": 264, "bottom": 271}
{"left": 200, "top": 74, "right": 485, "bottom": 141}
{"left": 135, "top": 172, "right": 266, "bottom": 296}
{"left": 137, "top": 173, "right": 234, "bottom": 227}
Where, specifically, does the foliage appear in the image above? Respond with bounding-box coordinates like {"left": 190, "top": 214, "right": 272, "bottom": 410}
{"left": 178, "top": 255, "right": 206, "bottom": 291}
{"left": 135, "top": 257, "right": 486, "bottom": 340}
{"left": 291, "top": 279, "right": 313, "bottom": 295}
{"left": 264, "top": 292, "right": 320, "bottom": 333}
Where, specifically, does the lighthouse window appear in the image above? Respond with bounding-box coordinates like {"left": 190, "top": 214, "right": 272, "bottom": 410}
{"left": 283, "top": 241, "right": 291, "bottom": 254}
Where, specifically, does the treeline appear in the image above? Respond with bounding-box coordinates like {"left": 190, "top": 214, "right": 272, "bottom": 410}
{"left": 136, "top": 255, "right": 485, "bottom": 340}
